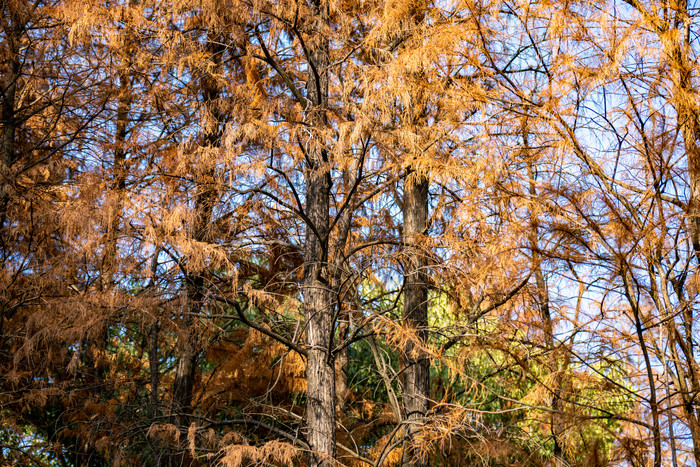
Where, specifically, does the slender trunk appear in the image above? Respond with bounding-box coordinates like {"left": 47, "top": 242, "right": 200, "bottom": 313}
{"left": 655, "top": 268, "right": 694, "bottom": 466}
{"left": 635, "top": 310, "right": 662, "bottom": 467}
{"left": 102, "top": 65, "right": 131, "bottom": 285}
{"left": 524, "top": 125, "right": 567, "bottom": 467}
{"left": 172, "top": 273, "right": 203, "bottom": 428}
{"left": 335, "top": 306, "right": 349, "bottom": 411}
{"left": 90, "top": 50, "right": 133, "bottom": 386}
{"left": 533, "top": 261, "right": 566, "bottom": 467}
{"left": 332, "top": 164, "right": 360, "bottom": 412}
{"left": 401, "top": 172, "right": 429, "bottom": 467}
{"left": 302, "top": 2, "right": 335, "bottom": 465}
{"left": 171, "top": 36, "right": 223, "bottom": 430}
{"left": 622, "top": 269, "right": 662, "bottom": 467}
{"left": 663, "top": 351, "right": 679, "bottom": 467}
{"left": 150, "top": 319, "right": 163, "bottom": 467}
{"left": 150, "top": 320, "right": 160, "bottom": 414}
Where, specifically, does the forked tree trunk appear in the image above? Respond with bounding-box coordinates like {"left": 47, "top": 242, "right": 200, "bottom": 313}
{"left": 303, "top": 1, "right": 335, "bottom": 465}
{"left": 401, "top": 172, "right": 429, "bottom": 467}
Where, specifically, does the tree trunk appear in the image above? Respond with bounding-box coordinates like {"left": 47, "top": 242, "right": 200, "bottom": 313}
{"left": 335, "top": 307, "right": 349, "bottom": 411}
{"left": 172, "top": 274, "right": 203, "bottom": 427}
{"left": 622, "top": 269, "right": 662, "bottom": 467}
{"left": 534, "top": 261, "right": 567, "bottom": 467}
{"left": 171, "top": 36, "right": 223, "bottom": 431}
{"left": 401, "top": 172, "right": 429, "bottom": 467}
{"left": 332, "top": 165, "right": 360, "bottom": 412}
{"left": 657, "top": 3, "right": 700, "bottom": 462}
{"left": 303, "top": 161, "right": 335, "bottom": 466}
{"left": 524, "top": 124, "right": 567, "bottom": 467}
{"left": 663, "top": 3, "right": 700, "bottom": 267}
{"left": 303, "top": 1, "right": 335, "bottom": 465}
{"left": 150, "top": 319, "right": 160, "bottom": 414}
{"left": 0, "top": 6, "right": 20, "bottom": 239}
{"left": 665, "top": 325, "right": 700, "bottom": 464}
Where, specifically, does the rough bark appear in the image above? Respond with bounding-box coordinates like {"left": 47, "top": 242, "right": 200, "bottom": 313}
{"left": 656, "top": 2, "right": 700, "bottom": 462}
{"left": 401, "top": 172, "right": 429, "bottom": 467}
{"left": 659, "top": 1, "right": 700, "bottom": 268}
{"left": 172, "top": 274, "right": 203, "bottom": 426}
{"left": 0, "top": 4, "right": 20, "bottom": 238}
{"left": 303, "top": 159, "right": 335, "bottom": 467}
{"left": 302, "top": 1, "right": 335, "bottom": 465}
{"left": 0, "top": 4, "right": 19, "bottom": 340}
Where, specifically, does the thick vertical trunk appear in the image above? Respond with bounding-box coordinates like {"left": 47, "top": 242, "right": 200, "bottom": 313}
{"left": 304, "top": 166, "right": 334, "bottom": 466}
{"left": 303, "top": 1, "right": 335, "bottom": 465}
{"left": 664, "top": 7, "right": 700, "bottom": 266}
{"left": 666, "top": 327, "right": 700, "bottom": 463}
{"left": 390, "top": 4, "right": 431, "bottom": 462}
{"left": 660, "top": 4, "right": 700, "bottom": 463}
{"left": 0, "top": 65, "right": 16, "bottom": 172}
{"left": 304, "top": 258, "right": 335, "bottom": 467}
{"left": 0, "top": 9, "right": 20, "bottom": 238}
{"left": 0, "top": 54, "right": 17, "bottom": 176}
{"left": 401, "top": 173, "right": 429, "bottom": 467}
{"left": 0, "top": 12, "right": 17, "bottom": 344}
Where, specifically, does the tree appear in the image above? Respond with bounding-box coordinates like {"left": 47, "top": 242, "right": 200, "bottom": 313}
{"left": 5, "top": 0, "right": 700, "bottom": 465}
